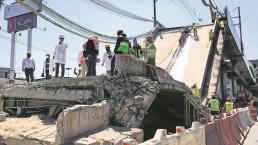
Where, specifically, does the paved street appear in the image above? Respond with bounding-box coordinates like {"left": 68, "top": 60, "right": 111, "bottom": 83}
{"left": 244, "top": 117, "right": 258, "bottom": 145}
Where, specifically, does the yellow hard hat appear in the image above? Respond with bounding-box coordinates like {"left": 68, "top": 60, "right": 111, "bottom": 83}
{"left": 139, "top": 42, "right": 146, "bottom": 49}
{"left": 105, "top": 44, "right": 110, "bottom": 48}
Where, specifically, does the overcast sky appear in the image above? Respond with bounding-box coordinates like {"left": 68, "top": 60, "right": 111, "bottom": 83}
{"left": 0, "top": 0, "right": 257, "bottom": 78}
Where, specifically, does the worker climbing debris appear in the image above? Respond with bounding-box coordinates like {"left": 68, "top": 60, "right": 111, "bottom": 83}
{"left": 179, "top": 26, "right": 190, "bottom": 46}
{"left": 145, "top": 35, "right": 157, "bottom": 79}
{"left": 191, "top": 83, "right": 201, "bottom": 99}
{"left": 192, "top": 23, "right": 198, "bottom": 40}
{"left": 209, "top": 29, "right": 214, "bottom": 41}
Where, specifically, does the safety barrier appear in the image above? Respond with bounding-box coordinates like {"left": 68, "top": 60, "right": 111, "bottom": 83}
{"left": 204, "top": 120, "right": 224, "bottom": 145}
{"left": 122, "top": 107, "right": 256, "bottom": 145}
{"left": 124, "top": 122, "right": 205, "bottom": 145}
{"left": 219, "top": 115, "right": 239, "bottom": 145}
{"left": 249, "top": 107, "right": 257, "bottom": 121}
{"left": 203, "top": 107, "right": 255, "bottom": 145}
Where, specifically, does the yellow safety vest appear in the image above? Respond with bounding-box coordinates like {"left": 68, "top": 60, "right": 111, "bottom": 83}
{"left": 210, "top": 99, "right": 220, "bottom": 112}
{"left": 129, "top": 47, "right": 135, "bottom": 57}
{"left": 146, "top": 42, "right": 156, "bottom": 59}
{"left": 225, "top": 102, "right": 234, "bottom": 113}
{"left": 191, "top": 88, "right": 200, "bottom": 98}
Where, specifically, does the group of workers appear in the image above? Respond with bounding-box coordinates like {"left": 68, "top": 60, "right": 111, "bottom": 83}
{"left": 75, "top": 30, "right": 157, "bottom": 77}
{"left": 179, "top": 23, "right": 198, "bottom": 46}
{"left": 191, "top": 83, "right": 257, "bottom": 118}
{"left": 22, "top": 29, "right": 157, "bottom": 82}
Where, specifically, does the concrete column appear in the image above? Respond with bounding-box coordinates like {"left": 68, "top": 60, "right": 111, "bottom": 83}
{"left": 27, "top": 28, "right": 32, "bottom": 53}
{"left": 222, "top": 71, "right": 229, "bottom": 101}
{"left": 9, "top": 32, "right": 16, "bottom": 82}
{"left": 232, "top": 79, "right": 238, "bottom": 96}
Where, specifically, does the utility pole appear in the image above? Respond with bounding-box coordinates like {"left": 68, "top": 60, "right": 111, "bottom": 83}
{"left": 238, "top": 7, "right": 244, "bottom": 56}
{"left": 153, "top": 0, "right": 157, "bottom": 28}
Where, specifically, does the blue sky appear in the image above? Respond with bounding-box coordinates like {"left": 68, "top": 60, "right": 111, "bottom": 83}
{"left": 0, "top": 0, "right": 257, "bottom": 78}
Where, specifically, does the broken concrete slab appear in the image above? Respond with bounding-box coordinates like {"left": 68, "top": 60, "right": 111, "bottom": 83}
{"left": 56, "top": 100, "right": 109, "bottom": 145}
{"left": 75, "top": 138, "right": 100, "bottom": 145}
{"left": 74, "top": 126, "right": 143, "bottom": 145}
{"left": 0, "top": 115, "right": 56, "bottom": 145}
{"left": 0, "top": 113, "right": 6, "bottom": 122}
{"left": 0, "top": 94, "right": 3, "bottom": 112}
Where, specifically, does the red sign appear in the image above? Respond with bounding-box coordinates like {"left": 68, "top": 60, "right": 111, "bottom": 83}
{"left": 7, "top": 12, "right": 37, "bottom": 33}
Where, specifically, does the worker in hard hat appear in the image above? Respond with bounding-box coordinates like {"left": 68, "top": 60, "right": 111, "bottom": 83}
{"left": 22, "top": 51, "right": 35, "bottom": 82}
{"left": 132, "top": 38, "right": 138, "bottom": 57}
{"left": 102, "top": 44, "right": 114, "bottom": 75}
{"left": 136, "top": 43, "right": 143, "bottom": 59}
{"left": 191, "top": 83, "right": 201, "bottom": 99}
{"left": 224, "top": 97, "right": 234, "bottom": 114}
{"left": 145, "top": 35, "right": 157, "bottom": 78}
{"left": 209, "top": 95, "right": 221, "bottom": 116}
{"left": 84, "top": 35, "right": 99, "bottom": 76}
{"left": 53, "top": 35, "right": 68, "bottom": 78}
{"left": 209, "top": 29, "right": 214, "bottom": 41}
{"left": 129, "top": 41, "right": 136, "bottom": 58}
{"left": 114, "top": 30, "right": 129, "bottom": 54}
{"left": 77, "top": 43, "right": 88, "bottom": 78}
{"left": 192, "top": 23, "right": 198, "bottom": 39}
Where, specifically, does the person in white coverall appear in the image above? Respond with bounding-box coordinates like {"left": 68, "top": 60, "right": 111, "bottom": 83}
{"left": 102, "top": 44, "right": 114, "bottom": 74}
{"left": 53, "top": 35, "right": 68, "bottom": 78}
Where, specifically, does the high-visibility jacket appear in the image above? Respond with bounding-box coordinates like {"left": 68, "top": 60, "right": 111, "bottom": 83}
{"left": 146, "top": 42, "right": 156, "bottom": 59}
{"left": 193, "top": 25, "right": 197, "bottom": 30}
{"left": 117, "top": 41, "right": 129, "bottom": 54}
{"left": 225, "top": 102, "right": 234, "bottom": 113}
{"left": 191, "top": 88, "right": 200, "bottom": 98}
{"left": 210, "top": 99, "right": 220, "bottom": 112}
{"left": 130, "top": 47, "right": 135, "bottom": 57}
{"left": 209, "top": 32, "right": 214, "bottom": 40}
{"left": 137, "top": 50, "right": 142, "bottom": 58}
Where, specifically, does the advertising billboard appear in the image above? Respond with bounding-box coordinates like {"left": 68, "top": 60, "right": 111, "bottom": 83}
{"left": 4, "top": 0, "right": 42, "bottom": 20}
{"left": 7, "top": 13, "right": 37, "bottom": 33}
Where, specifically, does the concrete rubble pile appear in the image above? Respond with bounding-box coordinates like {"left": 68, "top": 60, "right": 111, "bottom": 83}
{"left": 0, "top": 75, "right": 159, "bottom": 145}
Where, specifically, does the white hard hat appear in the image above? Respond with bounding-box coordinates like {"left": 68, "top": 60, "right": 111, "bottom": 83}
{"left": 59, "top": 35, "right": 64, "bottom": 39}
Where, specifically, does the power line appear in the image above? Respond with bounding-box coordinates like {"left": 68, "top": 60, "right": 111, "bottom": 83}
{"left": 84, "top": 0, "right": 153, "bottom": 22}
{"left": 183, "top": 0, "right": 204, "bottom": 22}
{"left": 0, "top": 33, "right": 77, "bottom": 61}
{"left": 15, "top": 0, "right": 155, "bottom": 44}
{"left": 179, "top": 0, "right": 201, "bottom": 22}
{"left": 169, "top": 0, "right": 194, "bottom": 23}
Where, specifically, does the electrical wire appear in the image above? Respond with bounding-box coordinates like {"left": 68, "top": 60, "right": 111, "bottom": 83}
{"left": 169, "top": 0, "right": 194, "bottom": 23}
{"left": 84, "top": 0, "right": 153, "bottom": 22}
{"left": 179, "top": 0, "right": 201, "bottom": 22}
{"left": 15, "top": 0, "right": 155, "bottom": 44}
{"left": 35, "top": 0, "right": 155, "bottom": 39}
{"left": 0, "top": 33, "right": 77, "bottom": 61}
